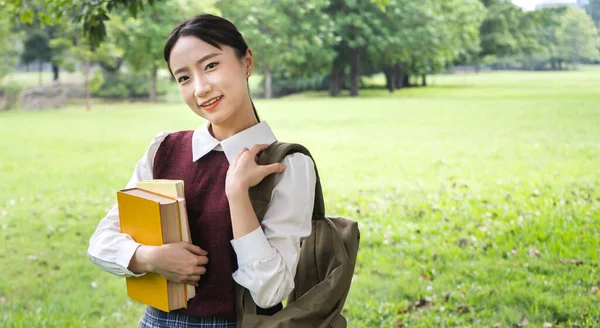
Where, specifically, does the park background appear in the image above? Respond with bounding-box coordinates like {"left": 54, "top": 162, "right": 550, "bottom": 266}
{"left": 1, "top": 0, "right": 599, "bottom": 327}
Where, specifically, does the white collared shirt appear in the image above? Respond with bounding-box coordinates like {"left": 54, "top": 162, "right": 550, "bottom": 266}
{"left": 87, "top": 121, "right": 316, "bottom": 308}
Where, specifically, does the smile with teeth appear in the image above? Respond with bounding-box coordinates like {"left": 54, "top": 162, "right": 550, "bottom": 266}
{"left": 201, "top": 96, "right": 223, "bottom": 107}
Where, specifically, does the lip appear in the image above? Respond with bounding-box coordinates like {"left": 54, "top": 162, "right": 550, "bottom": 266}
{"left": 199, "top": 96, "right": 223, "bottom": 111}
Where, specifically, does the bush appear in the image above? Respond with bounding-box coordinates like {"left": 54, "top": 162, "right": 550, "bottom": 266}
{"left": 267, "top": 72, "right": 330, "bottom": 97}
{"left": 0, "top": 83, "right": 24, "bottom": 111}
{"left": 92, "top": 70, "right": 168, "bottom": 99}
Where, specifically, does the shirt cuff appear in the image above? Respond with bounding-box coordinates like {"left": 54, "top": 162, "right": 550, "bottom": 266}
{"left": 231, "top": 227, "right": 274, "bottom": 267}
{"left": 116, "top": 240, "right": 146, "bottom": 277}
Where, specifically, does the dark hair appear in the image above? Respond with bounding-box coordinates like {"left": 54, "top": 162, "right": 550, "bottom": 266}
{"left": 164, "top": 14, "right": 259, "bottom": 122}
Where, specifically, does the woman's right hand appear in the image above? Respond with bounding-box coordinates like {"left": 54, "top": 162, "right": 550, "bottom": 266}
{"left": 131, "top": 242, "right": 209, "bottom": 286}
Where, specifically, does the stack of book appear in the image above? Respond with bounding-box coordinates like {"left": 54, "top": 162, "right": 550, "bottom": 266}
{"left": 117, "top": 179, "right": 193, "bottom": 312}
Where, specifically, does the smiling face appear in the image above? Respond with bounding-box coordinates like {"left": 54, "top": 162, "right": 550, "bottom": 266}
{"left": 168, "top": 35, "right": 254, "bottom": 129}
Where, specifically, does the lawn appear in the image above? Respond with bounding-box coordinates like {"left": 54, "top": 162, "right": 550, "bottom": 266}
{"left": 1, "top": 67, "right": 599, "bottom": 327}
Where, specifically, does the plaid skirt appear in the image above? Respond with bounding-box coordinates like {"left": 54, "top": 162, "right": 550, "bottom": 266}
{"left": 139, "top": 306, "right": 237, "bottom": 328}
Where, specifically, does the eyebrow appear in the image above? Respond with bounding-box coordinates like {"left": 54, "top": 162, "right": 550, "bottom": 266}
{"left": 172, "top": 53, "right": 221, "bottom": 76}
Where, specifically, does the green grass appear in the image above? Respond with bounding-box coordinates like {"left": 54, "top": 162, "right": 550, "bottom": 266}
{"left": 1, "top": 67, "right": 599, "bottom": 327}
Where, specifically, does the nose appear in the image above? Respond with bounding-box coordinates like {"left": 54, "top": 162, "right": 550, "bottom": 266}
{"left": 194, "top": 75, "right": 212, "bottom": 98}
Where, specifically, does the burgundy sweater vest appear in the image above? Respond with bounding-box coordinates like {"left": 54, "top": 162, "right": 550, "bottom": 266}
{"left": 152, "top": 131, "right": 236, "bottom": 320}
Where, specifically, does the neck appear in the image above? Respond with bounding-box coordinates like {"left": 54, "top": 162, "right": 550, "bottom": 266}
{"left": 210, "top": 100, "right": 257, "bottom": 141}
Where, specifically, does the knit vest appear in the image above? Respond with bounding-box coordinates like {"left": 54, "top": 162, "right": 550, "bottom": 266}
{"left": 152, "top": 130, "right": 236, "bottom": 321}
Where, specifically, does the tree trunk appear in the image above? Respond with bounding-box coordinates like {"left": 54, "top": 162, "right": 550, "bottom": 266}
{"left": 38, "top": 61, "right": 43, "bottom": 86}
{"left": 149, "top": 64, "right": 157, "bottom": 103}
{"left": 84, "top": 58, "right": 91, "bottom": 110}
{"left": 393, "top": 64, "right": 405, "bottom": 89}
{"left": 402, "top": 74, "right": 411, "bottom": 88}
{"left": 573, "top": 42, "right": 580, "bottom": 69}
{"left": 383, "top": 66, "right": 394, "bottom": 93}
{"left": 329, "top": 70, "right": 341, "bottom": 96}
{"left": 264, "top": 64, "right": 272, "bottom": 99}
{"left": 329, "top": 50, "right": 345, "bottom": 97}
{"left": 421, "top": 75, "right": 427, "bottom": 87}
{"left": 52, "top": 63, "right": 59, "bottom": 83}
{"left": 349, "top": 48, "right": 360, "bottom": 97}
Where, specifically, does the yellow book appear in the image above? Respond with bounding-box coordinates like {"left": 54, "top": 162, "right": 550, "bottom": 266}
{"left": 135, "top": 179, "right": 195, "bottom": 300}
{"left": 136, "top": 179, "right": 184, "bottom": 198}
{"left": 117, "top": 188, "right": 187, "bottom": 312}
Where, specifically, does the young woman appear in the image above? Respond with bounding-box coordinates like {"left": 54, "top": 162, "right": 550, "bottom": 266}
{"left": 87, "top": 14, "right": 316, "bottom": 327}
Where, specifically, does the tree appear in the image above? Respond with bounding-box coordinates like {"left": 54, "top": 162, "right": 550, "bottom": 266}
{"left": 0, "top": 14, "right": 20, "bottom": 82}
{"left": 220, "top": 0, "right": 285, "bottom": 99}
{"left": 220, "top": 0, "right": 336, "bottom": 98}
{"left": 526, "top": 7, "right": 567, "bottom": 69}
{"left": 325, "top": 0, "right": 387, "bottom": 96}
{"left": 556, "top": 7, "right": 600, "bottom": 67}
{"left": 479, "top": 3, "right": 519, "bottom": 58}
{"left": 417, "top": 0, "right": 486, "bottom": 84}
{"left": 10, "top": 2, "right": 74, "bottom": 83}
{"left": 50, "top": 25, "right": 122, "bottom": 110}
{"left": 20, "top": 30, "right": 52, "bottom": 86}
{"left": 110, "top": 0, "right": 218, "bottom": 102}
{"left": 375, "top": 0, "right": 485, "bottom": 91}
{"left": 585, "top": 0, "right": 600, "bottom": 30}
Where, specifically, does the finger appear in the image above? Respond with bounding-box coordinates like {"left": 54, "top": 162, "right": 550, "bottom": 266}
{"left": 194, "top": 266, "right": 207, "bottom": 275}
{"left": 248, "top": 143, "right": 270, "bottom": 156}
{"left": 183, "top": 277, "right": 200, "bottom": 286}
{"left": 183, "top": 275, "right": 200, "bottom": 283}
{"left": 261, "top": 163, "right": 286, "bottom": 176}
{"left": 231, "top": 149, "right": 245, "bottom": 166}
{"left": 196, "top": 255, "right": 209, "bottom": 266}
{"left": 183, "top": 243, "right": 208, "bottom": 256}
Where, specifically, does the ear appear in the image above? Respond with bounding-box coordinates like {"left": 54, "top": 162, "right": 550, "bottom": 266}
{"left": 243, "top": 49, "right": 254, "bottom": 75}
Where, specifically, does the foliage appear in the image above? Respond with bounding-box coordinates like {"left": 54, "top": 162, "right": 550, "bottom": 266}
{"left": 220, "top": 0, "right": 337, "bottom": 97}
{"left": 0, "top": 83, "right": 24, "bottom": 110}
{"left": 220, "top": 0, "right": 337, "bottom": 77}
{"left": 20, "top": 30, "right": 51, "bottom": 66}
{"left": 585, "top": 0, "right": 600, "bottom": 30}
{"left": 91, "top": 70, "right": 167, "bottom": 99}
{"left": 2, "top": 0, "right": 599, "bottom": 99}
{"left": 556, "top": 7, "right": 600, "bottom": 64}
{"left": 106, "top": 0, "right": 218, "bottom": 101}
{"left": 2, "top": 0, "right": 158, "bottom": 46}
{"left": 480, "top": 2, "right": 599, "bottom": 69}
{"left": 0, "top": 15, "right": 20, "bottom": 81}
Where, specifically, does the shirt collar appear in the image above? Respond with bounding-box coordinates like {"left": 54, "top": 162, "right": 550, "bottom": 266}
{"left": 191, "top": 121, "right": 277, "bottom": 163}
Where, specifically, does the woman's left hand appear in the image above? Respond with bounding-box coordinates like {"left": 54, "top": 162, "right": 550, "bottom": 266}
{"left": 226, "top": 144, "right": 286, "bottom": 196}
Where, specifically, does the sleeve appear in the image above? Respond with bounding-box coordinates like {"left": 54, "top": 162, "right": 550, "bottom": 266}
{"left": 230, "top": 153, "right": 316, "bottom": 308}
{"left": 87, "top": 131, "right": 170, "bottom": 277}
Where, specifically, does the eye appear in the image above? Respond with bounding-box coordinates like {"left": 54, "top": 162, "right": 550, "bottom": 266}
{"left": 177, "top": 76, "right": 189, "bottom": 83}
{"left": 205, "top": 62, "right": 219, "bottom": 71}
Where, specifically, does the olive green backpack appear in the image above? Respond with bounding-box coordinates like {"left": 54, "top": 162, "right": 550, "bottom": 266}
{"left": 234, "top": 142, "right": 360, "bottom": 328}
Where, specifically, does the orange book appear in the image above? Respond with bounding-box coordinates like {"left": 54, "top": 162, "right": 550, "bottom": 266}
{"left": 117, "top": 188, "right": 188, "bottom": 312}
{"left": 135, "top": 179, "right": 195, "bottom": 300}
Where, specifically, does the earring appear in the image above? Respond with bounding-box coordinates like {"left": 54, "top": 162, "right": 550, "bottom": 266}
{"left": 246, "top": 72, "right": 250, "bottom": 77}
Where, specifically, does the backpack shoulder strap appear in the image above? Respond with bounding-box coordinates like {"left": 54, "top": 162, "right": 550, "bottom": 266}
{"left": 249, "top": 141, "right": 325, "bottom": 222}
